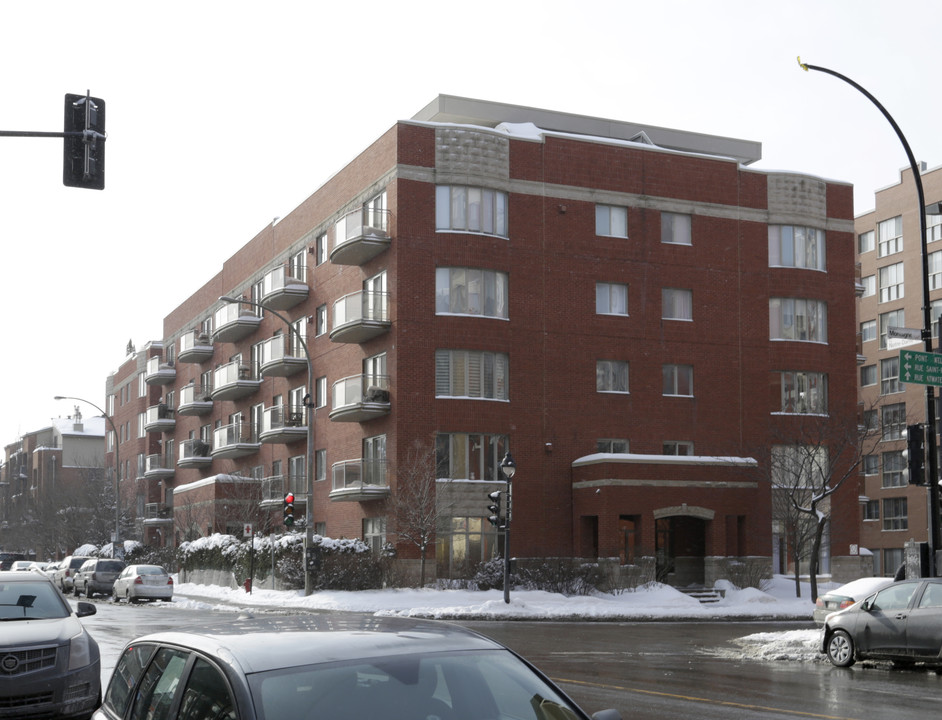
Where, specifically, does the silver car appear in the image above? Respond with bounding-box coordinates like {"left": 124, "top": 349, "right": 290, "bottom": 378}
{"left": 111, "top": 564, "right": 173, "bottom": 603}
{"left": 53, "top": 556, "right": 93, "bottom": 593}
{"left": 72, "top": 559, "right": 126, "bottom": 599}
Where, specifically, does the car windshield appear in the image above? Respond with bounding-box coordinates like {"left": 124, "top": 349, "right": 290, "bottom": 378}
{"left": 250, "top": 649, "right": 583, "bottom": 720}
{"left": 0, "top": 581, "right": 69, "bottom": 621}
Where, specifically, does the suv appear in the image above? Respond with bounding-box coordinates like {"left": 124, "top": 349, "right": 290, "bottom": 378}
{"left": 0, "top": 552, "right": 25, "bottom": 571}
{"left": 73, "top": 558, "right": 126, "bottom": 598}
{"left": 53, "top": 555, "right": 93, "bottom": 593}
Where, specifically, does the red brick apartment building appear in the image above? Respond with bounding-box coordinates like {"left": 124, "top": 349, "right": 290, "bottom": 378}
{"left": 856, "top": 164, "right": 942, "bottom": 576}
{"left": 103, "top": 96, "right": 862, "bottom": 585}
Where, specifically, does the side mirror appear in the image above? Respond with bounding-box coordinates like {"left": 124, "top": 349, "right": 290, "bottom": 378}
{"left": 75, "top": 601, "right": 97, "bottom": 618}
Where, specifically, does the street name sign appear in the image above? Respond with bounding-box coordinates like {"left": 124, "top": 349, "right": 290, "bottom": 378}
{"left": 887, "top": 326, "right": 922, "bottom": 349}
{"left": 900, "top": 348, "right": 942, "bottom": 386}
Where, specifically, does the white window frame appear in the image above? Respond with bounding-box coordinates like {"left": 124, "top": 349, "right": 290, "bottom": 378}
{"left": 780, "top": 371, "right": 828, "bottom": 414}
{"left": 663, "top": 364, "right": 693, "bottom": 397}
{"left": 879, "top": 261, "right": 904, "bottom": 303}
{"left": 768, "top": 226, "right": 826, "bottom": 271}
{"left": 860, "top": 275, "right": 875, "bottom": 298}
{"left": 435, "top": 186, "right": 508, "bottom": 237}
{"left": 662, "top": 288, "right": 693, "bottom": 321}
{"left": 663, "top": 441, "right": 694, "bottom": 456}
{"left": 595, "top": 204, "right": 628, "bottom": 238}
{"left": 596, "top": 282, "right": 628, "bottom": 316}
{"left": 859, "top": 229, "right": 875, "bottom": 254}
{"left": 597, "top": 439, "right": 629, "bottom": 453}
{"left": 435, "top": 350, "right": 509, "bottom": 400}
{"left": 435, "top": 267, "right": 509, "bottom": 318}
{"left": 661, "top": 212, "right": 691, "bottom": 245}
{"left": 878, "top": 216, "right": 903, "bottom": 258}
{"left": 769, "top": 298, "right": 828, "bottom": 343}
{"left": 596, "top": 360, "right": 629, "bottom": 393}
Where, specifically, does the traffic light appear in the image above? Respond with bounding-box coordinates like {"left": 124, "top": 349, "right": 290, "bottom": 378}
{"left": 283, "top": 492, "right": 295, "bottom": 526}
{"left": 63, "top": 92, "right": 106, "bottom": 189}
{"left": 486, "top": 489, "right": 503, "bottom": 529}
{"left": 903, "top": 424, "right": 926, "bottom": 486}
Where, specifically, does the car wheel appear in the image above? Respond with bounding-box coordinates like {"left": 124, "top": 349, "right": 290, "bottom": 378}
{"left": 85, "top": 585, "right": 94, "bottom": 599}
{"left": 827, "top": 630, "right": 856, "bottom": 667}
{"left": 111, "top": 588, "right": 119, "bottom": 603}
{"left": 73, "top": 583, "right": 81, "bottom": 597}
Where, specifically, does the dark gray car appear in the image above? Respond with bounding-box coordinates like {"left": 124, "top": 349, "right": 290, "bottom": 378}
{"left": 72, "top": 559, "right": 126, "bottom": 599}
{"left": 822, "top": 578, "right": 942, "bottom": 667}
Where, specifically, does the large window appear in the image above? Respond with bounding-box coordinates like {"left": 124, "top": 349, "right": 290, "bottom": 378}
{"left": 930, "top": 250, "right": 942, "bottom": 290}
{"left": 663, "top": 364, "right": 693, "bottom": 396}
{"left": 860, "top": 275, "right": 875, "bottom": 298}
{"left": 861, "top": 319, "right": 877, "bottom": 344}
{"left": 883, "top": 497, "right": 908, "bottom": 531}
{"left": 595, "top": 204, "right": 628, "bottom": 238}
{"left": 596, "top": 282, "right": 628, "bottom": 315}
{"left": 882, "top": 451, "right": 906, "bottom": 488}
{"left": 878, "top": 262, "right": 904, "bottom": 302}
{"left": 661, "top": 212, "right": 691, "bottom": 245}
{"left": 769, "top": 298, "right": 827, "bottom": 342}
{"left": 859, "top": 229, "right": 875, "bottom": 254}
{"left": 662, "top": 288, "right": 692, "bottom": 320}
{"left": 436, "top": 267, "right": 508, "bottom": 318}
{"left": 435, "top": 350, "right": 509, "bottom": 400}
{"left": 780, "top": 371, "right": 827, "bottom": 413}
{"left": 878, "top": 216, "right": 903, "bottom": 257}
{"left": 597, "top": 439, "right": 629, "bottom": 453}
{"left": 860, "top": 365, "right": 877, "bottom": 387}
{"left": 929, "top": 213, "right": 942, "bottom": 243}
{"left": 881, "top": 402, "right": 906, "bottom": 441}
{"left": 880, "top": 357, "right": 903, "bottom": 395}
{"left": 768, "top": 226, "right": 825, "bottom": 270}
{"left": 597, "top": 360, "right": 629, "bottom": 393}
{"left": 435, "top": 433, "right": 508, "bottom": 481}
{"left": 863, "top": 500, "right": 880, "bottom": 521}
{"left": 436, "top": 186, "right": 508, "bottom": 237}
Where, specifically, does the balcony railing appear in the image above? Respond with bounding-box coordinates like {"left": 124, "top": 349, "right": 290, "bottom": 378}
{"left": 329, "top": 458, "right": 389, "bottom": 501}
{"left": 212, "top": 301, "right": 261, "bottom": 343}
{"left": 260, "top": 263, "right": 309, "bottom": 311}
{"left": 143, "top": 403, "right": 175, "bottom": 433}
{"left": 144, "top": 453, "right": 174, "bottom": 479}
{"left": 211, "top": 360, "right": 261, "bottom": 401}
{"left": 178, "top": 438, "right": 212, "bottom": 468}
{"left": 258, "top": 335, "right": 307, "bottom": 378}
{"left": 259, "top": 404, "right": 307, "bottom": 445}
{"left": 143, "top": 503, "right": 173, "bottom": 522}
{"left": 144, "top": 356, "right": 176, "bottom": 385}
{"left": 262, "top": 474, "right": 307, "bottom": 504}
{"left": 330, "top": 207, "right": 390, "bottom": 266}
{"left": 178, "top": 329, "right": 214, "bottom": 363}
{"left": 330, "top": 290, "right": 390, "bottom": 344}
{"left": 329, "top": 374, "right": 390, "bottom": 422}
{"left": 211, "top": 422, "right": 260, "bottom": 460}
{"left": 178, "top": 384, "right": 213, "bottom": 416}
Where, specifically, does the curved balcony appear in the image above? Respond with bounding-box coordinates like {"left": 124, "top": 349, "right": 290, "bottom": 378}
{"left": 143, "top": 454, "right": 174, "bottom": 480}
{"left": 259, "top": 405, "right": 307, "bottom": 445}
{"left": 178, "top": 438, "right": 212, "bottom": 469}
{"left": 211, "top": 361, "right": 261, "bottom": 401}
{"left": 142, "top": 503, "right": 173, "bottom": 526}
{"left": 143, "top": 403, "right": 175, "bottom": 433}
{"left": 261, "top": 474, "right": 307, "bottom": 507}
{"left": 212, "top": 302, "right": 261, "bottom": 343}
{"left": 330, "top": 290, "right": 390, "bottom": 344}
{"left": 211, "top": 422, "right": 260, "bottom": 460}
{"left": 258, "top": 335, "right": 307, "bottom": 378}
{"left": 329, "top": 458, "right": 389, "bottom": 502}
{"left": 329, "top": 374, "right": 391, "bottom": 423}
{"left": 261, "top": 263, "right": 309, "bottom": 311}
{"left": 178, "top": 330, "right": 214, "bottom": 364}
{"left": 330, "top": 207, "right": 390, "bottom": 266}
{"left": 144, "top": 356, "right": 176, "bottom": 386}
{"left": 177, "top": 384, "right": 213, "bottom": 416}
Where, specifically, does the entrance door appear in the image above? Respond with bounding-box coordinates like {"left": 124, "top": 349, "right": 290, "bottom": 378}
{"left": 655, "top": 515, "right": 706, "bottom": 586}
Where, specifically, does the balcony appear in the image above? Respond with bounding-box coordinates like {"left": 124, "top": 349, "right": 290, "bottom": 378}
{"left": 330, "top": 290, "right": 390, "bottom": 344}
{"left": 144, "top": 356, "right": 176, "bottom": 386}
{"left": 258, "top": 335, "right": 307, "bottom": 378}
{"left": 212, "top": 301, "right": 261, "bottom": 343}
{"left": 143, "top": 403, "right": 175, "bottom": 433}
{"left": 143, "top": 454, "right": 174, "bottom": 480}
{"left": 261, "top": 474, "right": 307, "bottom": 508}
{"left": 211, "top": 422, "right": 260, "bottom": 460}
{"left": 259, "top": 405, "right": 307, "bottom": 445}
{"left": 211, "top": 361, "right": 261, "bottom": 401}
{"left": 142, "top": 503, "right": 173, "bottom": 526}
{"left": 178, "top": 438, "right": 212, "bottom": 469}
{"left": 177, "top": 384, "right": 213, "bottom": 416}
{"left": 261, "top": 263, "right": 309, "bottom": 311}
{"left": 329, "top": 374, "right": 391, "bottom": 422}
{"left": 330, "top": 207, "right": 390, "bottom": 266}
{"left": 329, "top": 458, "right": 389, "bottom": 502}
{"left": 178, "top": 330, "right": 214, "bottom": 364}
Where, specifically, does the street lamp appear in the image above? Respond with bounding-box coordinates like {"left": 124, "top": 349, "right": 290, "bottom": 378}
{"left": 54, "top": 395, "right": 122, "bottom": 559}
{"left": 219, "top": 295, "right": 316, "bottom": 595}
{"left": 499, "top": 451, "right": 516, "bottom": 604}
{"left": 799, "top": 58, "right": 942, "bottom": 573}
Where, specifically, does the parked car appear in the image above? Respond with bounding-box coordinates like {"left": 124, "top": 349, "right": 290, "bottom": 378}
{"left": 44, "top": 560, "right": 62, "bottom": 580}
{"left": 0, "top": 552, "right": 25, "bottom": 571}
{"left": 54, "top": 556, "right": 94, "bottom": 593}
{"left": 813, "top": 576, "right": 894, "bottom": 625}
{"left": 822, "top": 578, "right": 942, "bottom": 667}
{"left": 9, "top": 560, "right": 34, "bottom": 571}
{"left": 73, "top": 559, "right": 126, "bottom": 598}
{"left": 0, "top": 570, "right": 101, "bottom": 720}
{"left": 93, "top": 614, "right": 622, "bottom": 720}
{"left": 111, "top": 564, "right": 173, "bottom": 603}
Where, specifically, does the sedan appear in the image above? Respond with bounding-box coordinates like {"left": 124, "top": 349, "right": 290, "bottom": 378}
{"left": 0, "top": 570, "right": 101, "bottom": 720}
{"left": 813, "top": 576, "right": 894, "bottom": 625}
{"left": 93, "top": 614, "right": 622, "bottom": 720}
{"left": 111, "top": 564, "right": 174, "bottom": 603}
{"left": 822, "top": 577, "right": 942, "bottom": 667}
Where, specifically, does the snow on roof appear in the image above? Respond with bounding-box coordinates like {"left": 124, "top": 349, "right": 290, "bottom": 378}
{"left": 572, "top": 452, "right": 757, "bottom": 468}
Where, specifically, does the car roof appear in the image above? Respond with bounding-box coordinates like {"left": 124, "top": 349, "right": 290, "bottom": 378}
{"left": 826, "top": 577, "right": 894, "bottom": 598}
{"left": 0, "top": 569, "right": 57, "bottom": 583}
{"left": 128, "top": 614, "right": 504, "bottom": 674}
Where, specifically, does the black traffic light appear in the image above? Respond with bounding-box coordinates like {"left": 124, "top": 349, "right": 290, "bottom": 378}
{"left": 903, "top": 424, "right": 926, "bottom": 486}
{"left": 283, "top": 492, "right": 295, "bottom": 526}
{"left": 63, "top": 92, "right": 105, "bottom": 190}
{"left": 486, "top": 489, "right": 503, "bottom": 529}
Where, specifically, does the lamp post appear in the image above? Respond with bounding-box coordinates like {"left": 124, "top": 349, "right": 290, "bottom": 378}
{"left": 54, "top": 395, "right": 122, "bottom": 559}
{"left": 219, "top": 295, "right": 316, "bottom": 595}
{"left": 499, "top": 452, "right": 516, "bottom": 604}
{"left": 799, "top": 58, "right": 942, "bottom": 574}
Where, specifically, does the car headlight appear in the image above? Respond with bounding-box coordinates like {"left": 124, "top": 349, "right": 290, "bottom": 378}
{"left": 68, "top": 630, "right": 93, "bottom": 670}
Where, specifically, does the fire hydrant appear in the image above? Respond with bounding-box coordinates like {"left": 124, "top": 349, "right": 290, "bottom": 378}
{"left": 244, "top": 578, "right": 252, "bottom": 593}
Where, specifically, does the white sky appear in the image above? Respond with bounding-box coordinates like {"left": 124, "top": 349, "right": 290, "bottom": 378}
{"left": 2, "top": 0, "right": 940, "bottom": 445}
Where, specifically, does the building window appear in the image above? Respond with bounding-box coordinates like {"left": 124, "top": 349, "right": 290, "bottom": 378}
{"left": 662, "top": 288, "right": 692, "bottom": 320}
{"left": 930, "top": 251, "right": 942, "bottom": 291}
{"left": 435, "top": 433, "right": 509, "bottom": 481}
{"left": 661, "top": 212, "right": 691, "bottom": 245}
{"left": 315, "top": 304, "right": 327, "bottom": 336}
{"left": 288, "top": 455, "right": 305, "bottom": 488}
{"left": 663, "top": 441, "right": 694, "bottom": 456}
{"left": 315, "top": 376, "right": 327, "bottom": 408}
{"left": 769, "top": 298, "right": 827, "bottom": 342}
{"left": 435, "top": 267, "right": 508, "bottom": 318}
{"left": 768, "top": 226, "right": 825, "bottom": 270}
{"left": 861, "top": 365, "right": 877, "bottom": 387}
{"left": 863, "top": 409, "right": 878, "bottom": 433}
{"left": 780, "top": 371, "right": 827, "bottom": 413}
{"left": 596, "top": 282, "right": 628, "bottom": 316}
{"left": 883, "top": 497, "right": 908, "bottom": 531}
{"left": 363, "top": 517, "right": 386, "bottom": 554}
{"left": 881, "top": 402, "right": 905, "bottom": 441}
{"left": 878, "top": 262, "right": 904, "bottom": 303}
{"left": 771, "top": 445, "right": 827, "bottom": 488}
{"left": 435, "top": 350, "right": 508, "bottom": 400}
{"left": 860, "top": 275, "right": 875, "bottom": 298}
{"left": 859, "top": 229, "right": 875, "bottom": 254}
{"left": 882, "top": 451, "right": 906, "bottom": 488}
{"left": 595, "top": 204, "right": 628, "bottom": 238}
{"left": 663, "top": 365, "right": 693, "bottom": 397}
{"left": 435, "top": 186, "right": 508, "bottom": 237}
{"left": 597, "top": 439, "right": 629, "bottom": 453}
{"left": 879, "top": 309, "right": 905, "bottom": 349}
{"left": 880, "top": 357, "right": 903, "bottom": 395}
{"left": 929, "top": 213, "right": 942, "bottom": 244}
{"left": 863, "top": 500, "right": 880, "bottom": 521}
{"left": 315, "top": 233, "right": 327, "bottom": 266}
{"left": 878, "top": 216, "right": 903, "bottom": 257}
{"left": 862, "top": 454, "right": 878, "bottom": 475}
{"left": 597, "top": 360, "right": 629, "bottom": 393}
{"left": 315, "top": 449, "right": 326, "bottom": 482}
{"left": 436, "top": 517, "right": 496, "bottom": 579}
{"left": 137, "top": 413, "right": 146, "bottom": 439}
{"left": 861, "top": 320, "right": 877, "bottom": 344}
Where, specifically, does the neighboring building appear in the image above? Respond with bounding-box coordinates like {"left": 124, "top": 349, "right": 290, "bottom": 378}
{"left": 855, "top": 163, "right": 942, "bottom": 576}
{"left": 104, "top": 95, "right": 860, "bottom": 585}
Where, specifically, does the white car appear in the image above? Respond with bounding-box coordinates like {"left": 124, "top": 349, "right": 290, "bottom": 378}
{"left": 813, "top": 576, "right": 894, "bottom": 625}
{"left": 111, "top": 564, "right": 174, "bottom": 603}
{"left": 9, "top": 560, "right": 34, "bottom": 571}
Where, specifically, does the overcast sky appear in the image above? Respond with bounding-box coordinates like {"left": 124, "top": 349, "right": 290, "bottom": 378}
{"left": 1, "top": 0, "right": 939, "bottom": 446}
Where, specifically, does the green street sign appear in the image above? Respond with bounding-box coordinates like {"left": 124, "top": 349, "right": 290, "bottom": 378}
{"left": 900, "top": 348, "right": 942, "bottom": 386}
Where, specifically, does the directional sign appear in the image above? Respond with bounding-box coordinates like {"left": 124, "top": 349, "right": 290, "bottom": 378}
{"left": 900, "top": 348, "right": 942, "bottom": 386}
